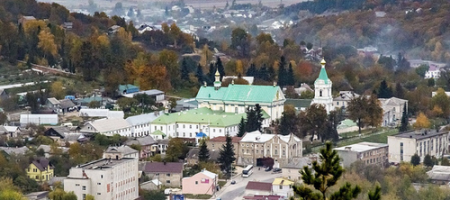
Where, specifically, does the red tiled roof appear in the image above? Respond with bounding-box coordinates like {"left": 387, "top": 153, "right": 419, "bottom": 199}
{"left": 245, "top": 181, "right": 272, "bottom": 192}
{"left": 209, "top": 136, "right": 241, "bottom": 143}
{"left": 144, "top": 162, "right": 183, "bottom": 173}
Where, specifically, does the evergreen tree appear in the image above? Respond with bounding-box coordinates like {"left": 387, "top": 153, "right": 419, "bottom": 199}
{"left": 394, "top": 82, "right": 405, "bottom": 99}
{"left": 246, "top": 63, "right": 257, "bottom": 76}
{"left": 245, "top": 107, "right": 256, "bottom": 132}
{"left": 254, "top": 104, "right": 263, "bottom": 131}
{"left": 442, "top": 158, "right": 450, "bottom": 166}
{"left": 368, "top": 184, "right": 381, "bottom": 200}
{"left": 196, "top": 64, "right": 204, "bottom": 85}
{"left": 216, "top": 57, "right": 225, "bottom": 81}
{"left": 237, "top": 117, "right": 246, "bottom": 137}
{"left": 287, "top": 62, "right": 295, "bottom": 86}
{"left": 277, "top": 56, "right": 287, "bottom": 87}
{"left": 268, "top": 65, "right": 275, "bottom": 81}
{"left": 293, "top": 142, "right": 361, "bottom": 200}
{"left": 377, "top": 80, "right": 393, "bottom": 98}
{"left": 411, "top": 153, "right": 420, "bottom": 166}
{"left": 208, "top": 63, "right": 215, "bottom": 85}
{"left": 423, "top": 154, "right": 434, "bottom": 167}
{"left": 399, "top": 103, "right": 408, "bottom": 132}
{"left": 181, "top": 58, "right": 190, "bottom": 81}
{"left": 259, "top": 65, "right": 270, "bottom": 82}
{"left": 218, "top": 134, "right": 236, "bottom": 179}
{"left": 198, "top": 139, "right": 210, "bottom": 162}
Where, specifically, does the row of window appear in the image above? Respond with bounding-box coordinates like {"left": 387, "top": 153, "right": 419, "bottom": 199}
{"left": 242, "top": 149, "right": 286, "bottom": 155}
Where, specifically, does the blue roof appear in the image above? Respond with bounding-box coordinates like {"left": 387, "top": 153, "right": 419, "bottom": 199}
{"left": 196, "top": 132, "right": 207, "bottom": 137}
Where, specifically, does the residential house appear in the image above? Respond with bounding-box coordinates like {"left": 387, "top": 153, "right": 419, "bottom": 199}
{"left": 238, "top": 131, "right": 302, "bottom": 167}
{"left": 333, "top": 91, "right": 360, "bottom": 110}
{"left": 312, "top": 59, "right": 333, "bottom": 113}
{"left": 182, "top": 169, "right": 218, "bottom": 195}
{"left": 196, "top": 70, "right": 285, "bottom": 121}
{"left": 25, "top": 191, "right": 50, "bottom": 200}
{"left": 18, "top": 16, "right": 36, "bottom": 26}
{"left": 426, "top": 165, "right": 450, "bottom": 185}
{"left": 0, "top": 146, "right": 29, "bottom": 156}
{"left": 108, "top": 25, "right": 121, "bottom": 35}
{"left": 37, "top": 145, "right": 69, "bottom": 158}
{"left": 44, "top": 126, "right": 82, "bottom": 145}
{"left": 284, "top": 99, "right": 313, "bottom": 112}
{"left": 46, "top": 98, "right": 77, "bottom": 114}
{"left": 151, "top": 107, "right": 270, "bottom": 140}
{"left": 79, "top": 109, "right": 124, "bottom": 119}
{"left": 0, "top": 125, "right": 21, "bottom": 138}
{"left": 154, "top": 139, "right": 169, "bottom": 155}
{"left": 281, "top": 156, "right": 317, "bottom": 181}
{"left": 206, "top": 136, "right": 241, "bottom": 154}
{"left": 272, "top": 178, "right": 294, "bottom": 198}
{"left": 80, "top": 118, "right": 132, "bottom": 137}
{"left": 126, "top": 111, "right": 162, "bottom": 137}
{"left": 62, "top": 22, "right": 73, "bottom": 30}
{"left": 64, "top": 151, "right": 139, "bottom": 200}
{"left": 186, "top": 148, "right": 220, "bottom": 165}
{"left": 20, "top": 114, "right": 58, "bottom": 126}
{"left": 245, "top": 181, "right": 273, "bottom": 196}
{"left": 334, "top": 142, "right": 389, "bottom": 168}
{"left": 103, "top": 145, "right": 139, "bottom": 160}
{"left": 425, "top": 65, "right": 442, "bottom": 79}
{"left": 118, "top": 84, "right": 140, "bottom": 96}
{"left": 388, "top": 129, "right": 449, "bottom": 163}
{"left": 125, "top": 136, "right": 157, "bottom": 159}
{"left": 409, "top": 59, "right": 446, "bottom": 69}
{"left": 27, "top": 157, "right": 54, "bottom": 182}
{"left": 122, "top": 89, "right": 165, "bottom": 102}
{"left": 379, "top": 97, "right": 408, "bottom": 127}
{"left": 143, "top": 162, "right": 184, "bottom": 187}
{"left": 140, "top": 179, "right": 161, "bottom": 191}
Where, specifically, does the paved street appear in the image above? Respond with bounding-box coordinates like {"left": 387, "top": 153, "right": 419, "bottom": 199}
{"left": 213, "top": 168, "right": 283, "bottom": 200}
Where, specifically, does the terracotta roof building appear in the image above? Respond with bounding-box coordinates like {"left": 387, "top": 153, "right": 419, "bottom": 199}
{"left": 143, "top": 162, "right": 184, "bottom": 187}
{"left": 245, "top": 181, "right": 272, "bottom": 196}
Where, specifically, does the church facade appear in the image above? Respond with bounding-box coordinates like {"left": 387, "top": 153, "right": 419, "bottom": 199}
{"left": 311, "top": 59, "right": 334, "bottom": 113}
{"left": 196, "top": 70, "right": 286, "bottom": 121}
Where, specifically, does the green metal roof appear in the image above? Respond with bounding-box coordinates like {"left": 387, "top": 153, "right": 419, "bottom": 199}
{"left": 152, "top": 107, "right": 270, "bottom": 127}
{"left": 196, "top": 84, "right": 282, "bottom": 103}
{"left": 151, "top": 130, "right": 166, "bottom": 137}
{"left": 315, "top": 66, "right": 330, "bottom": 84}
{"left": 118, "top": 84, "right": 139, "bottom": 91}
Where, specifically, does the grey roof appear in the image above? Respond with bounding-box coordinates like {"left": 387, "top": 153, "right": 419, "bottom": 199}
{"left": 126, "top": 111, "right": 163, "bottom": 126}
{"left": 144, "top": 162, "right": 184, "bottom": 173}
{"left": 105, "top": 145, "right": 138, "bottom": 156}
{"left": 47, "top": 97, "right": 60, "bottom": 105}
{"left": 37, "top": 144, "right": 69, "bottom": 153}
{"left": 282, "top": 155, "right": 319, "bottom": 169}
{"left": 0, "top": 146, "right": 29, "bottom": 155}
{"left": 32, "top": 157, "right": 52, "bottom": 171}
{"left": 25, "top": 191, "right": 49, "bottom": 200}
{"left": 83, "top": 118, "right": 131, "bottom": 133}
{"left": 126, "top": 136, "right": 157, "bottom": 146}
{"left": 334, "top": 91, "right": 360, "bottom": 101}
{"left": 379, "top": 97, "right": 408, "bottom": 106}
{"left": 122, "top": 89, "right": 164, "bottom": 98}
{"left": 391, "top": 129, "right": 448, "bottom": 140}
{"left": 427, "top": 165, "right": 450, "bottom": 181}
{"left": 59, "top": 99, "right": 76, "bottom": 109}
{"left": 157, "top": 139, "right": 169, "bottom": 145}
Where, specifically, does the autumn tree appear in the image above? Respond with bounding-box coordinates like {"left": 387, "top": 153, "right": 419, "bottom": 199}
{"left": 279, "top": 104, "right": 298, "bottom": 135}
{"left": 50, "top": 81, "right": 64, "bottom": 99}
{"left": 299, "top": 104, "right": 328, "bottom": 141}
{"left": 166, "top": 138, "right": 189, "bottom": 162}
{"left": 231, "top": 27, "right": 251, "bottom": 56}
{"left": 347, "top": 96, "right": 369, "bottom": 135}
{"left": 431, "top": 88, "right": 450, "bottom": 118}
{"left": 366, "top": 94, "right": 383, "bottom": 128}
{"left": 413, "top": 112, "right": 431, "bottom": 130}
{"left": 293, "top": 142, "right": 361, "bottom": 200}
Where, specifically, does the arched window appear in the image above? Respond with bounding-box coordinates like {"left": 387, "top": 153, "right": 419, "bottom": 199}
{"left": 319, "top": 90, "right": 323, "bottom": 97}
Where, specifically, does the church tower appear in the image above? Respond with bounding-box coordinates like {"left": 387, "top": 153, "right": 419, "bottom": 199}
{"left": 214, "top": 69, "right": 221, "bottom": 90}
{"left": 311, "top": 59, "right": 334, "bottom": 113}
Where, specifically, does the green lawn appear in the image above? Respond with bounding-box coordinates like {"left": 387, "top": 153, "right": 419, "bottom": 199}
{"left": 337, "top": 129, "right": 398, "bottom": 147}
{"left": 218, "top": 181, "right": 227, "bottom": 187}
{"left": 183, "top": 194, "right": 212, "bottom": 199}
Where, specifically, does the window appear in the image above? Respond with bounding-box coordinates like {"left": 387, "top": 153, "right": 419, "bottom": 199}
{"left": 75, "top": 184, "right": 80, "bottom": 186}
{"left": 190, "top": 133, "right": 192, "bottom": 137}
{"left": 256, "top": 150, "right": 259, "bottom": 153}
{"left": 167, "top": 173, "right": 171, "bottom": 177}
{"left": 190, "top": 125, "right": 192, "bottom": 129}
{"left": 275, "top": 150, "right": 278, "bottom": 154}
{"left": 319, "top": 90, "right": 323, "bottom": 97}
{"left": 166, "top": 180, "right": 170, "bottom": 184}
{"left": 82, "top": 186, "right": 86, "bottom": 190}
{"left": 160, "top": 126, "right": 163, "bottom": 130}
{"left": 242, "top": 149, "right": 244, "bottom": 153}
{"left": 97, "top": 193, "right": 101, "bottom": 195}
{"left": 212, "top": 144, "right": 215, "bottom": 148}
{"left": 282, "top": 150, "right": 285, "bottom": 155}
{"left": 280, "top": 185, "right": 283, "bottom": 189}
{"left": 82, "top": 194, "right": 86, "bottom": 200}
{"left": 97, "top": 183, "right": 101, "bottom": 185}
{"left": 101, "top": 175, "right": 103, "bottom": 179}
{"left": 183, "top": 133, "right": 185, "bottom": 137}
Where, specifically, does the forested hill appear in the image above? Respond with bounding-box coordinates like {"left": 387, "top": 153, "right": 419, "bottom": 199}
{"left": 282, "top": 0, "right": 450, "bottom": 63}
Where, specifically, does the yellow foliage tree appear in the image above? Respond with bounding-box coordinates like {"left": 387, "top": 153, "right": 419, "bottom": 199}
{"left": 116, "top": 27, "right": 132, "bottom": 42}
{"left": 413, "top": 112, "right": 431, "bottom": 130}
{"left": 97, "top": 35, "right": 110, "bottom": 47}
{"left": 236, "top": 60, "right": 244, "bottom": 75}
{"left": 38, "top": 29, "right": 58, "bottom": 58}
{"left": 24, "top": 20, "right": 47, "bottom": 35}
{"left": 51, "top": 81, "right": 64, "bottom": 99}
{"left": 200, "top": 44, "right": 212, "bottom": 69}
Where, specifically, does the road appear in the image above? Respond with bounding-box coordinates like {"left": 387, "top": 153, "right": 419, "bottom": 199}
{"left": 213, "top": 169, "right": 283, "bottom": 200}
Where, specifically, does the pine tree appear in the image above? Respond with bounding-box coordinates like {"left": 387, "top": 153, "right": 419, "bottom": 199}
{"left": 368, "top": 184, "right": 381, "bottom": 200}
{"left": 181, "top": 58, "right": 190, "bottom": 81}
{"left": 196, "top": 64, "right": 204, "bottom": 85}
{"left": 218, "top": 134, "right": 236, "bottom": 179}
{"left": 246, "top": 63, "right": 257, "bottom": 76}
{"left": 399, "top": 103, "right": 408, "bottom": 132}
{"left": 287, "top": 62, "right": 295, "bottom": 86}
{"left": 216, "top": 57, "right": 225, "bottom": 81}
{"left": 411, "top": 153, "right": 420, "bottom": 166}
{"left": 208, "top": 63, "right": 215, "bottom": 85}
{"left": 237, "top": 117, "right": 246, "bottom": 137}
{"left": 423, "top": 154, "right": 434, "bottom": 167}
{"left": 277, "top": 56, "right": 287, "bottom": 87}
{"left": 254, "top": 104, "right": 263, "bottom": 132}
{"left": 293, "top": 142, "right": 361, "bottom": 200}
{"left": 259, "top": 65, "right": 269, "bottom": 81}
{"left": 198, "top": 139, "right": 210, "bottom": 162}
{"left": 268, "top": 65, "right": 275, "bottom": 82}
{"left": 245, "top": 107, "right": 256, "bottom": 132}
{"left": 377, "top": 80, "right": 393, "bottom": 98}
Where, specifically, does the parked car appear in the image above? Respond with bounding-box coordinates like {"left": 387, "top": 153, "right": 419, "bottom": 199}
{"left": 273, "top": 168, "right": 282, "bottom": 173}
{"left": 265, "top": 167, "right": 272, "bottom": 172}
{"left": 231, "top": 180, "right": 236, "bottom": 184}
